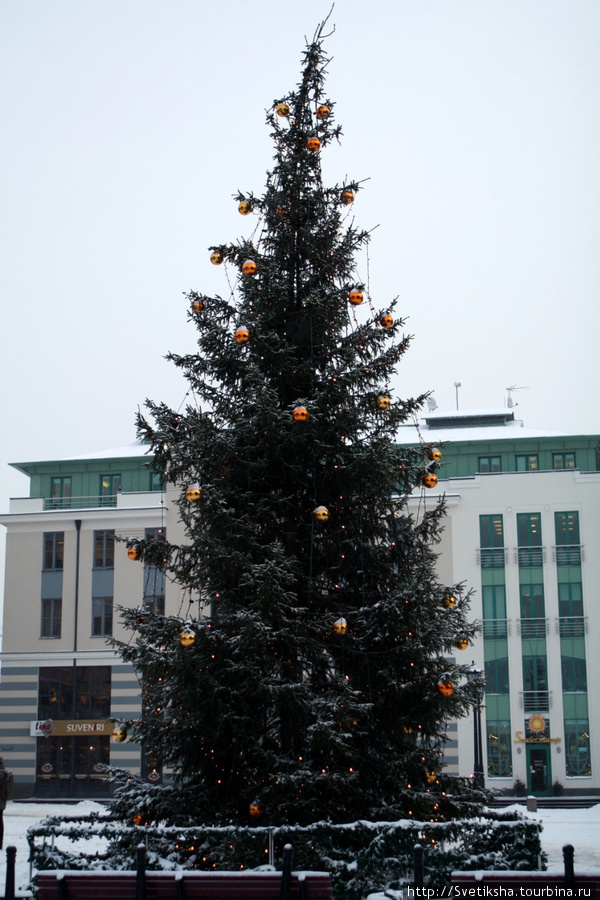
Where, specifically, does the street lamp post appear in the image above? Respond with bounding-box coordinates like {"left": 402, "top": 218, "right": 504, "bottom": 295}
{"left": 467, "top": 664, "right": 485, "bottom": 789}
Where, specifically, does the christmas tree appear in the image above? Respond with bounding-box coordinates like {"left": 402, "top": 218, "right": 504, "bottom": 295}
{"left": 114, "top": 17, "right": 485, "bottom": 829}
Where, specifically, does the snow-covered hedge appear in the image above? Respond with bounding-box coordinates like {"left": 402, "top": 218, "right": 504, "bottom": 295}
{"left": 28, "top": 810, "right": 544, "bottom": 900}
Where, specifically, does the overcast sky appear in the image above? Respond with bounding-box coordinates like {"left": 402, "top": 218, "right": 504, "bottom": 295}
{"left": 1, "top": 0, "right": 599, "bottom": 518}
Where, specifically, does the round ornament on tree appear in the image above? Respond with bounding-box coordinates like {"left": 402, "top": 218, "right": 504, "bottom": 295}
{"left": 422, "top": 473, "right": 438, "bottom": 489}
{"left": 242, "top": 260, "right": 257, "bottom": 276}
{"left": 276, "top": 102, "right": 290, "bottom": 117}
{"left": 111, "top": 726, "right": 127, "bottom": 743}
{"left": 186, "top": 486, "right": 202, "bottom": 502}
{"left": 428, "top": 448, "right": 442, "bottom": 462}
{"left": 235, "top": 327, "right": 250, "bottom": 344}
{"left": 437, "top": 679, "right": 453, "bottom": 697}
{"left": 348, "top": 289, "right": 363, "bottom": 306}
{"left": 238, "top": 201, "right": 252, "bottom": 215}
{"left": 180, "top": 629, "right": 196, "bottom": 648}
{"left": 306, "top": 137, "right": 321, "bottom": 152}
{"left": 341, "top": 189, "right": 354, "bottom": 205}
{"left": 380, "top": 314, "right": 394, "bottom": 328}
{"left": 249, "top": 801, "right": 265, "bottom": 818}
{"left": 293, "top": 406, "right": 309, "bottom": 422}
{"left": 442, "top": 594, "right": 457, "bottom": 609}
{"left": 333, "top": 616, "right": 348, "bottom": 635}
{"left": 191, "top": 299, "right": 206, "bottom": 312}
{"left": 316, "top": 105, "right": 330, "bottom": 119}
{"left": 210, "top": 251, "right": 224, "bottom": 265}
{"left": 127, "top": 547, "right": 140, "bottom": 561}
{"left": 314, "top": 505, "right": 329, "bottom": 522}
{"left": 425, "top": 770, "right": 437, "bottom": 784}
{"left": 455, "top": 638, "right": 469, "bottom": 651}
{"left": 376, "top": 395, "right": 391, "bottom": 411}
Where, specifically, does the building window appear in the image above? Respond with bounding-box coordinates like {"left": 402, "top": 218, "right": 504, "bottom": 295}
{"left": 150, "top": 472, "right": 165, "bottom": 491}
{"left": 564, "top": 719, "right": 591, "bottom": 777}
{"left": 92, "top": 597, "right": 113, "bottom": 637}
{"left": 519, "top": 583, "right": 545, "bottom": 619}
{"left": 516, "top": 455, "right": 538, "bottom": 471}
{"left": 487, "top": 720, "right": 512, "bottom": 778}
{"left": 94, "top": 530, "right": 115, "bottom": 568}
{"left": 522, "top": 655, "right": 548, "bottom": 694}
{"left": 561, "top": 651, "right": 587, "bottom": 693}
{"left": 555, "top": 511, "right": 581, "bottom": 565}
{"left": 482, "top": 584, "right": 506, "bottom": 621}
{"left": 553, "top": 453, "right": 575, "bottom": 470}
{"left": 480, "top": 515, "right": 504, "bottom": 548}
{"left": 143, "top": 527, "right": 166, "bottom": 615}
{"left": 39, "top": 666, "right": 111, "bottom": 720}
{"left": 517, "top": 513, "right": 542, "bottom": 548}
{"left": 484, "top": 656, "right": 509, "bottom": 694}
{"left": 41, "top": 598, "right": 62, "bottom": 638}
{"left": 478, "top": 456, "right": 501, "bottom": 474}
{"left": 558, "top": 582, "right": 583, "bottom": 618}
{"left": 43, "top": 532, "right": 64, "bottom": 570}
{"left": 50, "top": 476, "right": 71, "bottom": 509}
{"left": 100, "top": 474, "right": 121, "bottom": 506}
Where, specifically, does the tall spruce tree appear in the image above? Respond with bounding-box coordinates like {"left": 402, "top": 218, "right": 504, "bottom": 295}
{"left": 114, "top": 19, "right": 484, "bottom": 828}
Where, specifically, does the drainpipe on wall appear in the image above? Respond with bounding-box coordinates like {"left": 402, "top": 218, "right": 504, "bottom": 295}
{"left": 71, "top": 519, "right": 82, "bottom": 795}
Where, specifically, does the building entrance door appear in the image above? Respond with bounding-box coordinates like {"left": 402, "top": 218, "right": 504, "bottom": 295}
{"left": 526, "top": 744, "right": 551, "bottom": 795}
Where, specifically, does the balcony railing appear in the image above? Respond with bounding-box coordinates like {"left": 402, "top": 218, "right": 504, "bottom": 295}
{"left": 483, "top": 619, "right": 509, "bottom": 638}
{"left": 553, "top": 545, "right": 583, "bottom": 566}
{"left": 521, "top": 690, "right": 551, "bottom": 712}
{"left": 477, "top": 547, "right": 507, "bottom": 569}
{"left": 44, "top": 495, "right": 118, "bottom": 510}
{"left": 516, "top": 547, "right": 545, "bottom": 567}
{"left": 557, "top": 616, "right": 587, "bottom": 637}
{"left": 518, "top": 618, "right": 548, "bottom": 638}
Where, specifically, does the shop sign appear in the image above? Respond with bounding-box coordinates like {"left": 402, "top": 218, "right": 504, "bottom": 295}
{"left": 30, "top": 719, "right": 112, "bottom": 737}
{"left": 514, "top": 731, "right": 561, "bottom": 745}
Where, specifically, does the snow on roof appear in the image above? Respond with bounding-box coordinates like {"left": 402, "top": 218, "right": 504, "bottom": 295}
{"left": 396, "top": 409, "right": 570, "bottom": 444}
{"left": 12, "top": 441, "right": 152, "bottom": 470}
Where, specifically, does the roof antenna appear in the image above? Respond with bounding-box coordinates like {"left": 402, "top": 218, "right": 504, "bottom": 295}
{"left": 506, "top": 385, "right": 529, "bottom": 408}
{"left": 454, "top": 382, "right": 461, "bottom": 410}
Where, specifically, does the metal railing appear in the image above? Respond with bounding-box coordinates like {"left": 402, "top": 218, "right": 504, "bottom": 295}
{"left": 516, "top": 547, "right": 545, "bottom": 567}
{"left": 483, "top": 619, "right": 509, "bottom": 638}
{"left": 518, "top": 618, "right": 549, "bottom": 638}
{"left": 521, "top": 690, "right": 551, "bottom": 712}
{"left": 553, "top": 545, "right": 583, "bottom": 566}
{"left": 477, "top": 547, "right": 507, "bottom": 569}
{"left": 557, "top": 616, "right": 587, "bottom": 637}
{"left": 44, "top": 495, "right": 118, "bottom": 510}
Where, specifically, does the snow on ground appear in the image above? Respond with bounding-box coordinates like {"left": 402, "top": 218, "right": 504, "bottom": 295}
{"left": 1, "top": 801, "right": 600, "bottom": 896}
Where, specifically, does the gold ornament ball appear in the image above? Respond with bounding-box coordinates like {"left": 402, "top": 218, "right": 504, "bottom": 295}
{"left": 455, "top": 638, "right": 469, "bottom": 651}
{"left": 306, "top": 137, "right": 321, "bottom": 152}
{"left": 376, "top": 395, "right": 391, "bottom": 411}
{"left": 341, "top": 189, "right": 354, "bottom": 205}
{"left": 235, "top": 327, "right": 250, "bottom": 345}
{"left": 238, "top": 201, "right": 252, "bottom": 216}
{"left": 380, "top": 314, "right": 394, "bottom": 328}
{"left": 422, "top": 473, "right": 438, "bottom": 489}
{"left": 314, "top": 505, "right": 330, "bottom": 522}
{"left": 293, "top": 406, "right": 309, "bottom": 422}
{"left": 276, "top": 102, "right": 290, "bottom": 117}
{"left": 210, "top": 251, "right": 223, "bottom": 265}
{"left": 425, "top": 770, "right": 437, "bottom": 784}
{"left": 333, "top": 617, "right": 348, "bottom": 636}
{"left": 249, "top": 801, "right": 265, "bottom": 818}
{"left": 132, "top": 812, "right": 146, "bottom": 826}
{"left": 428, "top": 448, "right": 442, "bottom": 462}
{"left": 192, "top": 299, "right": 205, "bottom": 312}
{"left": 443, "top": 594, "right": 457, "bottom": 609}
{"left": 242, "top": 260, "right": 257, "bottom": 276}
{"left": 112, "top": 726, "right": 127, "bottom": 743}
{"left": 316, "top": 105, "right": 330, "bottom": 119}
{"left": 180, "top": 629, "right": 196, "bottom": 648}
{"left": 186, "top": 486, "right": 202, "bottom": 502}
{"left": 437, "top": 680, "right": 453, "bottom": 697}
{"left": 127, "top": 546, "right": 140, "bottom": 561}
{"left": 348, "top": 289, "right": 363, "bottom": 306}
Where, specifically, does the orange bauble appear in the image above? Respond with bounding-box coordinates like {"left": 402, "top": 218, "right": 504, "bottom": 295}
{"left": 443, "top": 594, "right": 457, "bottom": 609}
{"left": 192, "top": 299, "right": 205, "bottom": 312}
{"left": 428, "top": 448, "right": 442, "bottom": 462}
{"left": 276, "top": 103, "right": 290, "bottom": 117}
{"left": 437, "top": 680, "right": 453, "bottom": 697}
{"left": 210, "top": 251, "right": 223, "bottom": 265}
{"left": 238, "top": 201, "right": 251, "bottom": 215}
{"left": 341, "top": 189, "right": 354, "bottom": 205}
{"left": 376, "top": 395, "right": 391, "bottom": 411}
{"left": 180, "top": 629, "right": 196, "bottom": 648}
{"left": 380, "top": 314, "right": 394, "bottom": 328}
{"left": 316, "top": 105, "right": 330, "bottom": 119}
{"left": 455, "top": 638, "right": 469, "bottom": 651}
{"left": 186, "top": 486, "right": 201, "bottom": 502}
{"left": 242, "top": 260, "right": 257, "bottom": 276}
{"left": 127, "top": 546, "right": 140, "bottom": 561}
{"left": 423, "top": 473, "right": 438, "bottom": 488}
{"left": 307, "top": 137, "right": 321, "bottom": 152}
{"left": 333, "top": 617, "right": 348, "bottom": 635}
{"left": 235, "top": 327, "right": 250, "bottom": 344}
{"left": 293, "top": 406, "right": 309, "bottom": 422}
{"left": 249, "top": 801, "right": 265, "bottom": 818}
{"left": 314, "top": 505, "right": 329, "bottom": 522}
{"left": 348, "top": 290, "right": 364, "bottom": 306}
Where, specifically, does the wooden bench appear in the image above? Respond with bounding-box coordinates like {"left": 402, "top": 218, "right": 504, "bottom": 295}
{"left": 36, "top": 869, "right": 334, "bottom": 900}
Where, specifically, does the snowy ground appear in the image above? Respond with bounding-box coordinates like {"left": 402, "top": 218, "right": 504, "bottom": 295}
{"left": 1, "top": 801, "right": 600, "bottom": 897}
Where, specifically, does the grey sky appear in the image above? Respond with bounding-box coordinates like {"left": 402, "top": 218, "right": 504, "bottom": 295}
{"left": 1, "top": 0, "right": 599, "bottom": 520}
